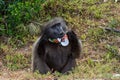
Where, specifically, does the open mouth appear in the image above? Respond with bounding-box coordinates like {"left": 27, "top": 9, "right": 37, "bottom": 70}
{"left": 48, "top": 34, "right": 69, "bottom": 46}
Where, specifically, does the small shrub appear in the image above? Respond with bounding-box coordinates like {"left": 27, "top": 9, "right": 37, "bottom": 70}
{"left": 0, "top": 0, "right": 45, "bottom": 37}
{"left": 0, "top": 0, "right": 5, "bottom": 14}
{"left": 0, "top": 23, "right": 5, "bottom": 35}
{"left": 7, "top": 0, "right": 45, "bottom": 36}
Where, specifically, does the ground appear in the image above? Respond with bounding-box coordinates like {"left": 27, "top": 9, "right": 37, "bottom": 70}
{"left": 0, "top": 1, "right": 120, "bottom": 80}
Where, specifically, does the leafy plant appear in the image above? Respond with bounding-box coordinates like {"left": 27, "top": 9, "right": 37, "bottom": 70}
{"left": 0, "top": 0, "right": 5, "bottom": 14}
{"left": 0, "top": 0, "right": 45, "bottom": 37}
{"left": 7, "top": 0, "right": 44, "bottom": 35}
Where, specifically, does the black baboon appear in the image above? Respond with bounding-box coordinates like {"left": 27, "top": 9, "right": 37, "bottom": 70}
{"left": 32, "top": 17, "right": 82, "bottom": 74}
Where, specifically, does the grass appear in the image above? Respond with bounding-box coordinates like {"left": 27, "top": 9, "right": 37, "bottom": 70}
{"left": 4, "top": 53, "right": 29, "bottom": 70}
{"left": 0, "top": 0, "right": 120, "bottom": 79}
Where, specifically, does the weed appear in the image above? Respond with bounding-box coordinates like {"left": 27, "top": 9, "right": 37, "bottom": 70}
{"left": 104, "top": 45, "right": 119, "bottom": 60}
{"left": 108, "top": 18, "right": 120, "bottom": 28}
{"left": 4, "top": 53, "right": 29, "bottom": 70}
{"left": 87, "top": 27, "right": 105, "bottom": 43}
{"left": 81, "top": 34, "right": 87, "bottom": 41}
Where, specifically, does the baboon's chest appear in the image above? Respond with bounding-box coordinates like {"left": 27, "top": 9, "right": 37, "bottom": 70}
{"left": 45, "top": 44, "right": 71, "bottom": 70}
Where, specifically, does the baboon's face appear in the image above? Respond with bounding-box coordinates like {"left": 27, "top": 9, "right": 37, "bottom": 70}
{"left": 45, "top": 23, "right": 67, "bottom": 39}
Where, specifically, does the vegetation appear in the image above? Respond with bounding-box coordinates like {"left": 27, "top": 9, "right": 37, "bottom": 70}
{"left": 0, "top": 0, "right": 120, "bottom": 79}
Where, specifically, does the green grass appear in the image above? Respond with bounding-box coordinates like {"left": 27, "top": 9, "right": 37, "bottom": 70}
{"left": 4, "top": 53, "right": 29, "bottom": 70}
{"left": 0, "top": 0, "right": 120, "bottom": 79}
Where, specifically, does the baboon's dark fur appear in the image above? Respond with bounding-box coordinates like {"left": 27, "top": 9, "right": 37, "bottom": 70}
{"left": 32, "top": 17, "right": 82, "bottom": 74}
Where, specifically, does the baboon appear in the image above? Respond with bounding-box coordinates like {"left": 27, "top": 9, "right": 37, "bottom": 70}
{"left": 32, "top": 17, "right": 82, "bottom": 74}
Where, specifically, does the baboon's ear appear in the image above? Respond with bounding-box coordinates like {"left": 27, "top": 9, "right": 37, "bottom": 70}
{"left": 67, "top": 31, "right": 82, "bottom": 58}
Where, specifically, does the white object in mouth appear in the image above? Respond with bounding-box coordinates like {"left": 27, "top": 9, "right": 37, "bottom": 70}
{"left": 60, "top": 38, "right": 69, "bottom": 46}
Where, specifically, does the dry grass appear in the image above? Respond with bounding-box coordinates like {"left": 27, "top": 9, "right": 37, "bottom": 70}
{"left": 0, "top": 0, "right": 120, "bottom": 80}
